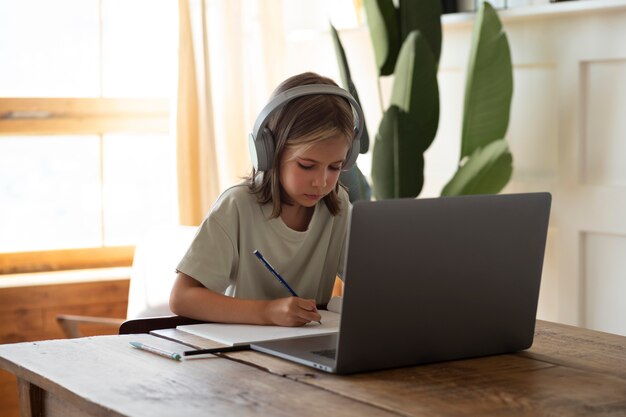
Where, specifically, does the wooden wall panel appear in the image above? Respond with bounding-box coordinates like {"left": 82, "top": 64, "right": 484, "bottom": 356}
{"left": 0, "top": 371, "right": 19, "bottom": 417}
{"left": 0, "top": 309, "right": 43, "bottom": 344}
{"left": 0, "top": 277, "right": 130, "bottom": 417}
{"left": 0, "top": 281, "right": 129, "bottom": 314}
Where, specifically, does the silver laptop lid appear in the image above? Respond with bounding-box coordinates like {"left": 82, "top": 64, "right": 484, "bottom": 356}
{"left": 334, "top": 192, "right": 551, "bottom": 374}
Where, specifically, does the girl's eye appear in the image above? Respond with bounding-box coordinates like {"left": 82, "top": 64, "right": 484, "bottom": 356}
{"left": 329, "top": 165, "right": 342, "bottom": 171}
{"left": 298, "top": 162, "right": 314, "bottom": 170}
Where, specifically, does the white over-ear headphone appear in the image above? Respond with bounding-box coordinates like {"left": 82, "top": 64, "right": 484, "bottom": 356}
{"left": 248, "top": 84, "right": 364, "bottom": 172}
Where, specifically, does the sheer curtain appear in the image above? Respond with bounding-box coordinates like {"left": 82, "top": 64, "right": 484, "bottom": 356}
{"left": 176, "top": 0, "right": 287, "bottom": 226}
{"left": 176, "top": 0, "right": 219, "bottom": 226}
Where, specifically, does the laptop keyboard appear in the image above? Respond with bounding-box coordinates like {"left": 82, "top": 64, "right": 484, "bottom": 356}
{"left": 312, "top": 348, "right": 336, "bottom": 360}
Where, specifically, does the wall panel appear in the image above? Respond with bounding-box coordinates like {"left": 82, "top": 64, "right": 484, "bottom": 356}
{"left": 438, "top": 1, "right": 626, "bottom": 333}
{"left": 582, "top": 232, "right": 626, "bottom": 335}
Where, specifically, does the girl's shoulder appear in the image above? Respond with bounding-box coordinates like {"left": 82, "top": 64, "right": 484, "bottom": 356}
{"left": 212, "top": 183, "right": 256, "bottom": 210}
{"left": 219, "top": 182, "right": 252, "bottom": 199}
{"left": 208, "top": 182, "right": 263, "bottom": 222}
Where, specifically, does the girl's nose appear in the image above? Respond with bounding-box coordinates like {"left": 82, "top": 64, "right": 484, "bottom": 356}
{"left": 312, "top": 169, "right": 327, "bottom": 188}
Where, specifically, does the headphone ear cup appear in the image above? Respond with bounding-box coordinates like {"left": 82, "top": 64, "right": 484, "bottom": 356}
{"left": 248, "top": 133, "right": 260, "bottom": 170}
{"left": 342, "top": 127, "right": 360, "bottom": 170}
{"left": 253, "top": 127, "right": 275, "bottom": 171}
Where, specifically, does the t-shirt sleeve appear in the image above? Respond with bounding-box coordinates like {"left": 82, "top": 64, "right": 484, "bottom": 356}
{"left": 176, "top": 214, "right": 238, "bottom": 294}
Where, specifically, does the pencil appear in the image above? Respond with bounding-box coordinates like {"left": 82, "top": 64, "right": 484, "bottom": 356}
{"left": 130, "top": 341, "right": 181, "bottom": 361}
{"left": 183, "top": 344, "right": 250, "bottom": 357}
{"left": 253, "top": 250, "right": 322, "bottom": 324}
{"left": 253, "top": 250, "right": 298, "bottom": 296}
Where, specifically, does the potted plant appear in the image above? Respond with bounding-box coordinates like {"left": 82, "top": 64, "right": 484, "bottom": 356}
{"left": 333, "top": 0, "right": 513, "bottom": 200}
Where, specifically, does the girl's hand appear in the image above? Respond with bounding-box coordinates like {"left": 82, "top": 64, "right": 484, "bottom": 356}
{"left": 265, "top": 297, "right": 322, "bottom": 327}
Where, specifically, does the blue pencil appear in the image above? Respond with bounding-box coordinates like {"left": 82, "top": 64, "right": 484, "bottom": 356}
{"left": 253, "top": 250, "right": 298, "bottom": 296}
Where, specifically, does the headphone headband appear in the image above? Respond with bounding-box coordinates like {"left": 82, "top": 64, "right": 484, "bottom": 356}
{"left": 248, "top": 84, "right": 363, "bottom": 171}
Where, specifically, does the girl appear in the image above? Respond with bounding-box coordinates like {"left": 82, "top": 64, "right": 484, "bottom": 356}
{"left": 169, "top": 72, "right": 363, "bottom": 327}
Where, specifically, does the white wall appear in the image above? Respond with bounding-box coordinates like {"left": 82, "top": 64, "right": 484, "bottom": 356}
{"left": 432, "top": 0, "right": 626, "bottom": 335}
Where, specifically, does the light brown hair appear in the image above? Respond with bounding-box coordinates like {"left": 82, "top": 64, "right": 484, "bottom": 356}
{"left": 247, "top": 72, "right": 355, "bottom": 217}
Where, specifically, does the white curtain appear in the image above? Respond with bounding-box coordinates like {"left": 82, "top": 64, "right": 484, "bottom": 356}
{"left": 176, "top": 0, "right": 287, "bottom": 225}
{"left": 205, "top": 0, "right": 287, "bottom": 189}
{"left": 176, "top": 0, "right": 220, "bottom": 226}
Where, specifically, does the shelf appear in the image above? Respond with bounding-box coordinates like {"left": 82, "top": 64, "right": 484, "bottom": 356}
{"left": 443, "top": 0, "right": 626, "bottom": 27}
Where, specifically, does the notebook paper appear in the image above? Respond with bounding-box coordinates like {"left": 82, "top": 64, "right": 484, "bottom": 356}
{"left": 176, "top": 309, "right": 340, "bottom": 346}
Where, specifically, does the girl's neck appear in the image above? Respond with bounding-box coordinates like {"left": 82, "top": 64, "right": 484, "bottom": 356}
{"left": 280, "top": 204, "right": 315, "bottom": 232}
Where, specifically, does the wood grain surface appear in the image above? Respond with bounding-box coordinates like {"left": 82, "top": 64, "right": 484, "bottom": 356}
{"left": 1, "top": 320, "right": 625, "bottom": 417}
{"left": 0, "top": 334, "right": 395, "bottom": 417}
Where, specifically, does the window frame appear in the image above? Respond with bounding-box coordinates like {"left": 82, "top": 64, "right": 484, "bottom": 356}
{"left": 0, "top": 97, "right": 170, "bottom": 274}
{"left": 0, "top": 98, "right": 169, "bottom": 134}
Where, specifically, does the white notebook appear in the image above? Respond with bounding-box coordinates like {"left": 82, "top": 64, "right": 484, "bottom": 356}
{"left": 176, "top": 297, "right": 343, "bottom": 346}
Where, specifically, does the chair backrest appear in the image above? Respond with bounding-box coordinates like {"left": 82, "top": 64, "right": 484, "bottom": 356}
{"left": 119, "top": 225, "right": 203, "bottom": 335}
{"left": 119, "top": 315, "right": 205, "bottom": 334}
{"left": 126, "top": 225, "right": 197, "bottom": 319}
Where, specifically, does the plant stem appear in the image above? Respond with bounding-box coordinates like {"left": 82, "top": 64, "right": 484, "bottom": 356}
{"left": 376, "top": 77, "right": 385, "bottom": 112}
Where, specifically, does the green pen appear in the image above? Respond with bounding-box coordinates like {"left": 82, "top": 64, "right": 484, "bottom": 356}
{"left": 130, "top": 341, "right": 181, "bottom": 361}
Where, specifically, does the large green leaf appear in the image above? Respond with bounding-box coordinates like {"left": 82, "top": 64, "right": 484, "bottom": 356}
{"left": 371, "top": 31, "right": 439, "bottom": 199}
{"left": 399, "top": 0, "right": 442, "bottom": 63}
{"left": 441, "top": 139, "right": 513, "bottom": 196}
{"left": 389, "top": 31, "right": 439, "bottom": 153}
{"left": 330, "top": 24, "right": 370, "bottom": 154}
{"left": 371, "top": 106, "right": 425, "bottom": 199}
{"left": 460, "top": 1, "right": 513, "bottom": 159}
{"left": 363, "top": 0, "right": 400, "bottom": 76}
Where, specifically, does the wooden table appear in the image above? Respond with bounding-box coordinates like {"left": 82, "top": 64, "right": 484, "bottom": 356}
{"left": 0, "top": 320, "right": 625, "bottom": 417}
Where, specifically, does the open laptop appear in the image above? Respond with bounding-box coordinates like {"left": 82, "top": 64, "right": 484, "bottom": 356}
{"left": 251, "top": 192, "right": 552, "bottom": 374}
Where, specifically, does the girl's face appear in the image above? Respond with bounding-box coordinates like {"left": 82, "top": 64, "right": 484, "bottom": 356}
{"left": 279, "top": 135, "right": 350, "bottom": 209}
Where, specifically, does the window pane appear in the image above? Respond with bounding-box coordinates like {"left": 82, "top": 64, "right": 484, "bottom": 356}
{"left": 102, "top": 133, "right": 177, "bottom": 246}
{"left": 0, "top": 136, "right": 102, "bottom": 252}
{"left": 0, "top": 0, "right": 100, "bottom": 97}
{"left": 102, "top": 0, "right": 178, "bottom": 98}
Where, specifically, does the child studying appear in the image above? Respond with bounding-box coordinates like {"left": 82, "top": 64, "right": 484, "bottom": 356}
{"left": 169, "top": 72, "right": 364, "bottom": 327}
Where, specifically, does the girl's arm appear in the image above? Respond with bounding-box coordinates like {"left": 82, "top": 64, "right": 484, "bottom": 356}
{"left": 169, "top": 272, "right": 321, "bottom": 327}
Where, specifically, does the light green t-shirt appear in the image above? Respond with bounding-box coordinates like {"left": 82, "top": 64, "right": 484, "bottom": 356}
{"left": 176, "top": 183, "right": 350, "bottom": 305}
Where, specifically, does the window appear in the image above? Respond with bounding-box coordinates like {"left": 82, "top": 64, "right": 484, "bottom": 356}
{"left": 0, "top": 0, "right": 178, "bottom": 274}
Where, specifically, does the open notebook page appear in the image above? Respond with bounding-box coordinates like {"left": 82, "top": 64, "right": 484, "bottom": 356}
{"left": 176, "top": 297, "right": 343, "bottom": 346}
